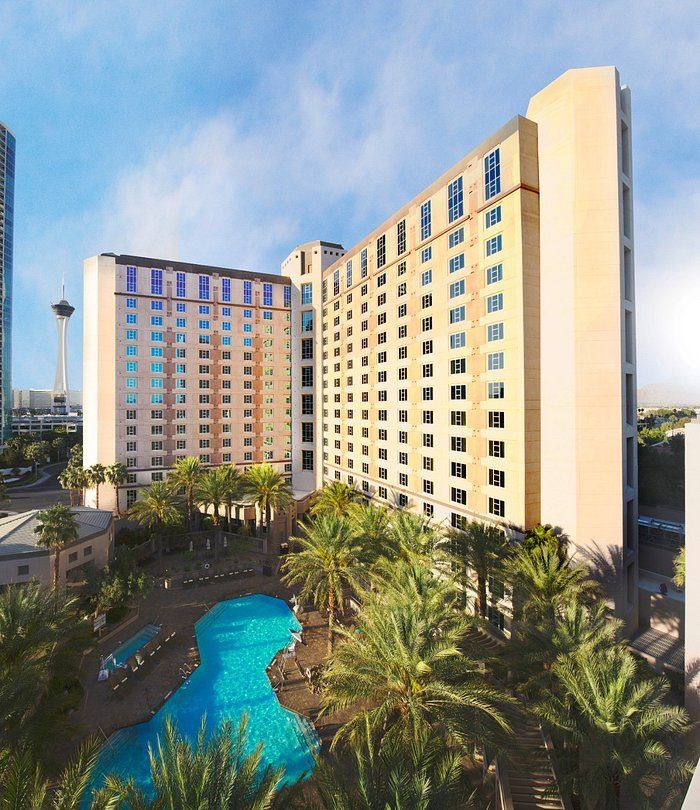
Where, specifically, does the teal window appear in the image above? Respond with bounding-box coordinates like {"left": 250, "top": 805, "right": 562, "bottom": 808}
{"left": 126, "top": 392, "right": 137, "bottom": 404}
{"left": 222, "top": 336, "right": 231, "bottom": 345}
{"left": 126, "top": 329, "right": 137, "bottom": 340}
{"left": 126, "top": 345, "right": 137, "bottom": 356}
{"left": 176, "top": 318, "right": 186, "bottom": 328}
{"left": 151, "top": 378, "right": 163, "bottom": 388}
{"left": 151, "top": 394, "right": 164, "bottom": 404}
{"left": 150, "top": 347, "right": 163, "bottom": 357}
{"left": 126, "top": 361, "right": 137, "bottom": 372}
{"left": 150, "top": 362, "right": 163, "bottom": 372}
{"left": 126, "top": 377, "right": 137, "bottom": 388}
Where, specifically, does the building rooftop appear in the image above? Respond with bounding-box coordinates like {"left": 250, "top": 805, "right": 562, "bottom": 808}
{"left": 0, "top": 507, "right": 113, "bottom": 558}
{"left": 103, "top": 253, "right": 291, "bottom": 286}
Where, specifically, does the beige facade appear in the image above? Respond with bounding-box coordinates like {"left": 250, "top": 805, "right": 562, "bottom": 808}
{"left": 83, "top": 254, "right": 293, "bottom": 511}
{"left": 286, "top": 66, "right": 636, "bottom": 630}
{"left": 685, "top": 421, "right": 700, "bottom": 728}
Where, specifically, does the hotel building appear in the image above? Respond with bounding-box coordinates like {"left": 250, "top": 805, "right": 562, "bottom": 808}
{"left": 285, "top": 66, "right": 638, "bottom": 627}
{"left": 0, "top": 122, "right": 15, "bottom": 440}
{"left": 83, "top": 254, "right": 295, "bottom": 514}
{"left": 83, "top": 67, "right": 637, "bottom": 627}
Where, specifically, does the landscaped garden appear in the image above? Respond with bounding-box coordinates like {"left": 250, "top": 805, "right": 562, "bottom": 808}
{"left": 0, "top": 470, "right": 695, "bottom": 809}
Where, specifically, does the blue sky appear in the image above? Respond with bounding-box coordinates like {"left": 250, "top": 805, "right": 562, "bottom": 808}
{"left": 2, "top": 1, "right": 699, "bottom": 394}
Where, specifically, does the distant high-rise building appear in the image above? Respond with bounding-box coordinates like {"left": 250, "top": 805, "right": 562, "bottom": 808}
{"left": 51, "top": 280, "right": 75, "bottom": 414}
{"left": 0, "top": 123, "right": 15, "bottom": 440}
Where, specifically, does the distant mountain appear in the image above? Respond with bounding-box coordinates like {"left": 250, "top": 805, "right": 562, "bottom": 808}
{"left": 637, "top": 381, "right": 700, "bottom": 408}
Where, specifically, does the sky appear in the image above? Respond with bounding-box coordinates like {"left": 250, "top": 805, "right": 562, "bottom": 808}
{"left": 1, "top": 0, "right": 699, "bottom": 395}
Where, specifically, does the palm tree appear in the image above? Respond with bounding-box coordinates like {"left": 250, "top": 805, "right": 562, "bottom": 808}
{"left": 347, "top": 500, "right": 390, "bottom": 558}
{"left": 243, "top": 464, "right": 292, "bottom": 539}
{"left": 386, "top": 510, "right": 448, "bottom": 565}
{"left": 673, "top": 547, "right": 685, "bottom": 587}
{"left": 523, "top": 523, "right": 567, "bottom": 557}
{"left": 311, "top": 720, "right": 475, "bottom": 809}
{"left": 34, "top": 504, "right": 79, "bottom": 589}
{"left": 195, "top": 468, "right": 227, "bottom": 526}
{"left": 167, "top": 456, "right": 203, "bottom": 527}
{"left": 0, "top": 583, "right": 82, "bottom": 744}
{"left": 507, "top": 542, "right": 596, "bottom": 624}
{"left": 51, "top": 435, "right": 67, "bottom": 462}
{"left": 105, "top": 462, "right": 128, "bottom": 516}
{"left": 0, "top": 738, "right": 101, "bottom": 809}
{"left": 321, "top": 596, "right": 512, "bottom": 751}
{"left": 540, "top": 645, "right": 691, "bottom": 808}
{"left": 88, "top": 463, "right": 107, "bottom": 509}
{"left": 128, "top": 481, "right": 184, "bottom": 557}
{"left": 450, "top": 521, "right": 510, "bottom": 618}
{"left": 73, "top": 467, "right": 91, "bottom": 506}
{"left": 311, "top": 481, "right": 362, "bottom": 518}
{"left": 58, "top": 467, "right": 77, "bottom": 507}
{"left": 282, "top": 514, "right": 364, "bottom": 654}
{"left": 220, "top": 464, "right": 245, "bottom": 530}
{"left": 94, "top": 716, "right": 282, "bottom": 809}
{"left": 26, "top": 441, "right": 50, "bottom": 481}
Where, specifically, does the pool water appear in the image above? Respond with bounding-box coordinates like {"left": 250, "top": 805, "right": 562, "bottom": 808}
{"left": 88, "top": 595, "right": 317, "bottom": 798}
{"left": 102, "top": 623, "right": 160, "bottom": 672}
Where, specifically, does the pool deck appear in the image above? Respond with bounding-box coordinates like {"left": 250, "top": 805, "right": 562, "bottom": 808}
{"left": 60, "top": 568, "right": 351, "bottom": 767}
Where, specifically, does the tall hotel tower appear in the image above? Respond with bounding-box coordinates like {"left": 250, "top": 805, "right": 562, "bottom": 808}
{"left": 51, "top": 282, "right": 75, "bottom": 414}
{"left": 84, "top": 67, "right": 637, "bottom": 626}
{"left": 0, "top": 123, "right": 15, "bottom": 440}
{"left": 286, "top": 66, "right": 638, "bottom": 627}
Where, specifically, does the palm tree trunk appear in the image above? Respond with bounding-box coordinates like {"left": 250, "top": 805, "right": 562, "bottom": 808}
{"left": 52, "top": 544, "right": 60, "bottom": 590}
{"left": 69, "top": 489, "right": 74, "bottom": 508}
{"left": 225, "top": 503, "right": 231, "bottom": 531}
{"left": 114, "top": 485, "right": 120, "bottom": 517}
{"left": 327, "top": 590, "right": 335, "bottom": 656}
{"left": 95, "top": 484, "right": 100, "bottom": 509}
{"left": 477, "top": 574, "right": 487, "bottom": 618}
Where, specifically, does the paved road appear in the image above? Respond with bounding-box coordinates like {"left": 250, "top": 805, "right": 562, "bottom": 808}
{"left": 6, "top": 462, "right": 70, "bottom": 512}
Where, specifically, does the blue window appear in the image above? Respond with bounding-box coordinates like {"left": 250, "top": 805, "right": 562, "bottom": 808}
{"left": 222, "top": 321, "right": 231, "bottom": 331}
{"left": 450, "top": 332, "right": 466, "bottom": 349}
{"left": 176, "top": 302, "right": 186, "bottom": 313}
{"left": 484, "top": 148, "right": 501, "bottom": 200}
{"left": 360, "top": 248, "right": 368, "bottom": 278}
{"left": 199, "top": 334, "right": 210, "bottom": 344}
{"left": 346, "top": 260, "right": 352, "bottom": 287}
{"left": 175, "top": 394, "right": 186, "bottom": 404}
{"left": 126, "top": 361, "right": 137, "bottom": 372}
{"left": 449, "top": 253, "right": 465, "bottom": 274}
{"left": 151, "top": 300, "right": 163, "bottom": 311}
{"left": 301, "top": 283, "right": 313, "bottom": 305}
{"left": 198, "top": 319, "right": 210, "bottom": 330}
{"left": 175, "top": 363, "right": 185, "bottom": 373}
{"left": 243, "top": 337, "right": 252, "bottom": 347}
{"left": 198, "top": 305, "right": 210, "bottom": 315}
{"left": 199, "top": 275, "right": 210, "bottom": 300}
{"left": 126, "top": 329, "right": 137, "bottom": 341}
{"left": 448, "top": 227, "right": 464, "bottom": 248}
{"left": 487, "top": 323, "right": 504, "bottom": 341}
{"left": 284, "top": 285, "right": 291, "bottom": 307}
{"left": 126, "top": 265, "right": 137, "bottom": 293}
{"left": 486, "top": 235, "right": 502, "bottom": 257}
{"left": 150, "top": 316, "right": 163, "bottom": 326}
{"left": 126, "top": 313, "right": 137, "bottom": 325}
{"left": 126, "top": 377, "right": 137, "bottom": 388}
{"left": 487, "top": 293, "right": 503, "bottom": 313}
{"left": 151, "top": 394, "right": 164, "bottom": 404}
{"left": 421, "top": 269, "right": 432, "bottom": 286}
{"left": 150, "top": 331, "right": 163, "bottom": 342}
{"left": 263, "top": 283, "right": 273, "bottom": 306}
{"left": 243, "top": 323, "right": 252, "bottom": 333}
{"left": 126, "top": 345, "right": 137, "bottom": 356}
{"left": 176, "top": 317, "right": 186, "bottom": 328}
{"left": 151, "top": 378, "right": 163, "bottom": 389}
{"left": 176, "top": 271, "right": 186, "bottom": 298}
{"left": 126, "top": 392, "right": 137, "bottom": 404}
{"left": 333, "top": 269, "right": 340, "bottom": 296}
{"left": 175, "top": 379, "right": 186, "bottom": 389}
{"left": 126, "top": 297, "right": 137, "bottom": 308}
{"left": 449, "top": 305, "right": 466, "bottom": 324}
{"left": 150, "top": 362, "right": 163, "bottom": 372}
{"left": 151, "top": 268, "right": 163, "bottom": 296}
{"left": 486, "top": 264, "right": 503, "bottom": 285}
{"left": 301, "top": 311, "right": 313, "bottom": 332}
{"left": 420, "top": 200, "right": 432, "bottom": 240}
{"left": 447, "top": 176, "right": 463, "bottom": 223}
{"left": 243, "top": 309, "right": 252, "bottom": 318}
{"left": 150, "top": 347, "right": 163, "bottom": 357}
{"left": 421, "top": 247, "right": 432, "bottom": 263}
{"left": 222, "top": 306, "right": 231, "bottom": 316}
{"left": 243, "top": 280, "right": 252, "bottom": 304}
{"left": 488, "top": 351, "right": 505, "bottom": 370}
{"left": 263, "top": 312, "right": 272, "bottom": 320}
{"left": 449, "top": 280, "right": 465, "bottom": 298}
{"left": 221, "top": 277, "right": 231, "bottom": 302}
{"left": 485, "top": 205, "right": 502, "bottom": 228}
{"left": 176, "top": 333, "right": 186, "bottom": 343}
{"left": 222, "top": 336, "right": 231, "bottom": 346}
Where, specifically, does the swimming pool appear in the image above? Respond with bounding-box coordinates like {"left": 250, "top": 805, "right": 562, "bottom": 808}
{"left": 101, "top": 623, "right": 161, "bottom": 673}
{"left": 88, "top": 595, "right": 318, "bottom": 798}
